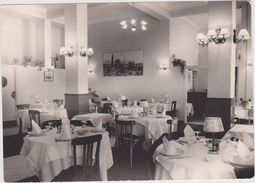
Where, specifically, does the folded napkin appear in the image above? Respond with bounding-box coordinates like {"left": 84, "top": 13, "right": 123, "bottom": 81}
{"left": 131, "top": 109, "right": 139, "bottom": 118}
{"left": 151, "top": 98, "right": 155, "bottom": 103}
{"left": 151, "top": 106, "right": 157, "bottom": 115}
{"left": 184, "top": 124, "right": 195, "bottom": 137}
{"left": 161, "top": 109, "right": 167, "bottom": 117}
{"left": 162, "top": 136, "right": 184, "bottom": 155}
{"left": 31, "top": 120, "right": 42, "bottom": 134}
{"left": 242, "top": 131, "right": 254, "bottom": 149}
{"left": 59, "top": 104, "right": 65, "bottom": 109}
{"left": 237, "top": 140, "right": 252, "bottom": 159}
{"left": 112, "top": 100, "right": 118, "bottom": 108}
{"left": 133, "top": 100, "right": 138, "bottom": 106}
{"left": 60, "top": 123, "right": 72, "bottom": 139}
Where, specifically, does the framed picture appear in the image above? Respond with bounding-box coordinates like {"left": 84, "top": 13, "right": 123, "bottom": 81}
{"left": 103, "top": 50, "right": 143, "bottom": 76}
{"left": 44, "top": 71, "right": 54, "bottom": 81}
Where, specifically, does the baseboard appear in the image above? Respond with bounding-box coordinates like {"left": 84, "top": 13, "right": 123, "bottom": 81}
{"left": 3, "top": 120, "right": 17, "bottom": 128}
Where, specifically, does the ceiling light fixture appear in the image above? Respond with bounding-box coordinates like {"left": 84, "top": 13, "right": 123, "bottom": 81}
{"left": 120, "top": 18, "right": 148, "bottom": 32}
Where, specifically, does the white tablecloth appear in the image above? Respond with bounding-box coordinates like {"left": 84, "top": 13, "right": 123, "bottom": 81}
{"left": 186, "top": 103, "right": 194, "bottom": 117}
{"left": 20, "top": 128, "right": 113, "bottom": 181}
{"left": 17, "top": 108, "right": 68, "bottom": 131}
{"left": 235, "top": 106, "right": 253, "bottom": 120}
{"left": 118, "top": 115, "right": 176, "bottom": 141}
{"left": 71, "top": 113, "right": 114, "bottom": 128}
{"left": 154, "top": 143, "right": 236, "bottom": 180}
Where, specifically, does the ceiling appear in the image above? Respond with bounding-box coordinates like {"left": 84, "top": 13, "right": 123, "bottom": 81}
{"left": 3, "top": 2, "right": 210, "bottom": 30}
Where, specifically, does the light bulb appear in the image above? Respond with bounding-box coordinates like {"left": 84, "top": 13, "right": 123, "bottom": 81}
{"left": 122, "top": 24, "right": 128, "bottom": 29}
{"left": 141, "top": 25, "right": 147, "bottom": 31}
{"left": 141, "top": 20, "right": 147, "bottom": 25}
{"left": 120, "top": 20, "right": 126, "bottom": 26}
{"left": 131, "top": 18, "right": 136, "bottom": 25}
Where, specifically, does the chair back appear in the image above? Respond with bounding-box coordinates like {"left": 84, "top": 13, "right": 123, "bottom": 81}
{"left": 102, "top": 103, "right": 113, "bottom": 114}
{"left": 53, "top": 99, "right": 64, "bottom": 107}
{"left": 41, "top": 120, "right": 62, "bottom": 129}
{"left": 101, "top": 98, "right": 108, "bottom": 101}
{"left": 70, "top": 120, "right": 84, "bottom": 126}
{"left": 166, "top": 101, "right": 177, "bottom": 118}
{"left": 16, "top": 104, "right": 30, "bottom": 110}
{"left": 72, "top": 134, "right": 102, "bottom": 173}
{"left": 115, "top": 119, "right": 136, "bottom": 142}
{"left": 28, "top": 110, "right": 41, "bottom": 127}
{"left": 122, "top": 99, "right": 128, "bottom": 107}
{"left": 171, "top": 101, "right": 177, "bottom": 111}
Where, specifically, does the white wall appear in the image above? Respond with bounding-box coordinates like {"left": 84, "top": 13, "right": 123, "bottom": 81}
{"left": 88, "top": 17, "right": 186, "bottom": 120}
{"left": 15, "top": 66, "right": 66, "bottom": 105}
{"left": 51, "top": 24, "right": 64, "bottom": 58}
{"left": 169, "top": 18, "right": 200, "bottom": 66}
{"left": 0, "top": 14, "right": 44, "bottom": 65}
{"left": 1, "top": 65, "right": 16, "bottom": 121}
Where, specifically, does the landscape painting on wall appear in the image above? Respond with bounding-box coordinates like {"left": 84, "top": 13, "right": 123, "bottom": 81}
{"left": 103, "top": 50, "right": 143, "bottom": 76}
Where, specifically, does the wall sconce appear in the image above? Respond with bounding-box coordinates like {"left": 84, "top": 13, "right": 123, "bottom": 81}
{"left": 196, "top": 33, "right": 209, "bottom": 47}
{"left": 233, "top": 29, "right": 250, "bottom": 44}
{"left": 80, "top": 47, "right": 94, "bottom": 57}
{"left": 59, "top": 46, "right": 73, "bottom": 57}
{"left": 88, "top": 65, "right": 94, "bottom": 74}
{"left": 159, "top": 64, "right": 169, "bottom": 70}
{"left": 207, "top": 28, "right": 230, "bottom": 44}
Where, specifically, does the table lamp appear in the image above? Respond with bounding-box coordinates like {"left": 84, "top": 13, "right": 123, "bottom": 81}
{"left": 203, "top": 117, "right": 224, "bottom": 154}
{"left": 140, "top": 100, "right": 149, "bottom": 116}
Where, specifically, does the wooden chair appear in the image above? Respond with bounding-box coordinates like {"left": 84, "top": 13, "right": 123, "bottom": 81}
{"left": 121, "top": 99, "right": 128, "bottom": 107}
{"left": 72, "top": 134, "right": 102, "bottom": 181}
{"left": 16, "top": 104, "right": 30, "bottom": 110}
{"left": 115, "top": 118, "right": 143, "bottom": 168}
{"left": 28, "top": 110, "right": 41, "bottom": 130}
{"left": 144, "top": 131, "right": 184, "bottom": 179}
{"left": 70, "top": 120, "right": 84, "bottom": 126}
{"left": 101, "top": 103, "right": 113, "bottom": 114}
{"left": 16, "top": 104, "right": 30, "bottom": 134}
{"left": 53, "top": 99, "right": 64, "bottom": 107}
{"left": 234, "top": 167, "right": 254, "bottom": 178}
{"left": 41, "top": 120, "right": 62, "bottom": 129}
{"left": 54, "top": 134, "right": 102, "bottom": 181}
{"left": 166, "top": 101, "right": 177, "bottom": 118}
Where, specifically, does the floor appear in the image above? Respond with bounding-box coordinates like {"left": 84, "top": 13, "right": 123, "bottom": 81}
{"left": 3, "top": 125, "right": 150, "bottom": 182}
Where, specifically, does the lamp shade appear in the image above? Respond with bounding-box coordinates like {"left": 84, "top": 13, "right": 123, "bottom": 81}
{"left": 207, "top": 29, "right": 217, "bottom": 38}
{"left": 219, "top": 28, "right": 230, "bottom": 38}
{"left": 196, "top": 33, "right": 205, "bottom": 41}
{"left": 203, "top": 117, "right": 224, "bottom": 133}
{"left": 120, "top": 95, "right": 126, "bottom": 100}
{"left": 140, "top": 100, "right": 149, "bottom": 108}
{"left": 238, "top": 29, "right": 250, "bottom": 40}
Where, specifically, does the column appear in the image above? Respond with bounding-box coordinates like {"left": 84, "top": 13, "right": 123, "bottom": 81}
{"left": 64, "top": 4, "right": 89, "bottom": 118}
{"left": 44, "top": 19, "right": 52, "bottom": 68}
{"left": 206, "top": 1, "right": 236, "bottom": 132}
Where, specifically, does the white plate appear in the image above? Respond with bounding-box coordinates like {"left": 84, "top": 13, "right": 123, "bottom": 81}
{"left": 179, "top": 136, "right": 196, "bottom": 143}
{"left": 159, "top": 148, "right": 185, "bottom": 157}
{"left": 223, "top": 155, "right": 254, "bottom": 167}
{"left": 28, "top": 130, "right": 46, "bottom": 137}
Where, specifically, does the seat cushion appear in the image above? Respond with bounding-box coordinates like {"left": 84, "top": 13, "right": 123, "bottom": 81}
{"left": 4, "top": 154, "right": 36, "bottom": 182}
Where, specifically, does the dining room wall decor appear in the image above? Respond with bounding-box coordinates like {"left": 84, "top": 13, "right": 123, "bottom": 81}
{"left": 103, "top": 50, "right": 143, "bottom": 76}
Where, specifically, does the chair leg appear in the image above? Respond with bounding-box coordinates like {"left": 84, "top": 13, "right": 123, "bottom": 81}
{"left": 130, "top": 142, "right": 133, "bottom": 168}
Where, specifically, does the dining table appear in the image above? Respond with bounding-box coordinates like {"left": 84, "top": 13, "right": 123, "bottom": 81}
{"left": 20, "top": 127, "right": 113, "bottom": 182}
{"left": 118, "top": 114, "right": 177, "bottom": 141}
{"left": 17, "top": 103, "right": 68, "bottom": 132}
{"left": 153, "top": 140, "right": 238, "bottom": 180}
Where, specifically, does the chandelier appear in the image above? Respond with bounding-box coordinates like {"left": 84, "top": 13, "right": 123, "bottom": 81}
{"left": 120, "top": 18, "right": 148, "bottom": 31}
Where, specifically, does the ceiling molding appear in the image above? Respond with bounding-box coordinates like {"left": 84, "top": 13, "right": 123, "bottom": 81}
{"left": 169, "top": 5, "right": 208, "bottom": 18}
{"left": 128, "top": 2, "right": 170, "bottom": 20}
{"left": 46, "top": 9, "right": 64, "bottom": 19}
{"left": 0, "top": 6, "right": 46, "bottom": 20}
{"left": 179, "top": 17, "right": 200, "bottom": 30}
